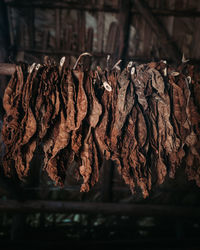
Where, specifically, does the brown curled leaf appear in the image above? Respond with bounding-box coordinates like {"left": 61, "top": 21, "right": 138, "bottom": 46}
{"left": 79, "top": 73, "right": 102, "bottom": 191}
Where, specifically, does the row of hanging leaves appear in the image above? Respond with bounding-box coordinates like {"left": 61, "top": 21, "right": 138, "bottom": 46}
{"left": 2, "top": 53, "right": 200, "bottom": 198}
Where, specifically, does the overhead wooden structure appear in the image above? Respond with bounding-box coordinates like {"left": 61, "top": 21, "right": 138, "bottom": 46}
{"left": 3, "top": 0, "right": 200, "bottom": 65}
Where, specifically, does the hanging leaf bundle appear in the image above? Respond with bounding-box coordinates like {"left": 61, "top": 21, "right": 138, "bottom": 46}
{"left": 1, "top": 56, "right": 200, "bottom": 198}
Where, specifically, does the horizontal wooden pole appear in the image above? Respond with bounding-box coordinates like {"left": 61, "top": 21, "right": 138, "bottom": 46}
{"left": 0, "top": 200, "right": 199, "bottom": 217}
{"left": 16, "top": 48, "right": 106, "bottom": 58}
{"left": 5, "top": 0, "right": 200, "bottom": 17}
{"left": 0, "top": 63, "right": 16, "bottom": 75}
{"left": 5, "top": 0, "right": 119, "bottom": 12}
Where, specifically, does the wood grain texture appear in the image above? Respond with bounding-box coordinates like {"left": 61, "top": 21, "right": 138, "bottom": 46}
{"left": 134, "top": 0, "right": 181, "bottom": 61}
{"left": 0, "top": 63, "right": 16, "bottom": 75}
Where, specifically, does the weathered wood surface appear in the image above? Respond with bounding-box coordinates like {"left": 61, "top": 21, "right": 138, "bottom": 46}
{"left": 134, "top": 0, "right": 181, "bottom": 62}
{"left": 0, "top": 200, "right": 200, "bottom": 217}
{"left": 5, "top": 0, "right": 200, "bottom": 17}
{"left": 0, "top": 63, "right": 16, "bottom": 75}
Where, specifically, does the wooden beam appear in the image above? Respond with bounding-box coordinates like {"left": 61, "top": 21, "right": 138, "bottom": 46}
{"left": 5, "top": 0, "right": 119, "bottom": 12}
{"left": 5, "top": 0, "right": 200, "bottom": 17}
{"left": 0, "top": 200, "right": 200, "bottom": 217}
{"left": 134, "top": 0, "right": 181, "bottom": 62}
{"left": 0, "top": 63, "right": 16, "bottom": 75}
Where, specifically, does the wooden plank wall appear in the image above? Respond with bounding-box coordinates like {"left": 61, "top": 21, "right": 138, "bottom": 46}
{"left": 129, "top": 0, "right": 200, "bottom": 62}
{"left": 4, "top": 0, "right": 200, "bottom": 66}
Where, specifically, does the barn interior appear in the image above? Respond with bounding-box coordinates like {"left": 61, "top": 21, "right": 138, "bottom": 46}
{"left": 0, "top": 0, "right": 200, "bottom": 249}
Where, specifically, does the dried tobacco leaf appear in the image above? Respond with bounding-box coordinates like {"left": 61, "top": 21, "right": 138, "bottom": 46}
{"left": 35, "top": 66, "right": 60, "bottom": 140}
{"left": 65, "top": 70, "right": 76, "bottom": 130}
{"left": 133, "top": 64, "right": 149, "bottom": 111}
{"left": 95, "top": 76, "right": 113, "bottom": 159}
{"left": 2, "top": 60, "right": 200, "bottom": 197}
{"left": 80, "top": 73, "right": 102, "bottom": 191}
{"left": 121, "top": 105, "right": 150, "bottom": 198}
{"left": 72, "top": 70, "right": 88, "bottom": 129}
{"left": 13, "top": 65, "right": 39, "bottom": 179}
{"left": 110, "top": 69, "right": 134, "bottom": 165}
{"left": 71, "top": 70, "right": 88, "bottom": 155}
{"left": 185, "top": 95, "right": 200, "bottom": 186}
{"left": 150, "top": 68, "right": 181, "bottom": 182}
{"left": 2, "top": 64, "right": 28, "bottom": 178}
{"left": 45, "top": 109, "right": 70, "bottom": 184}
{"left": 43, "top": 68, "right": 70, "bottom": 185}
